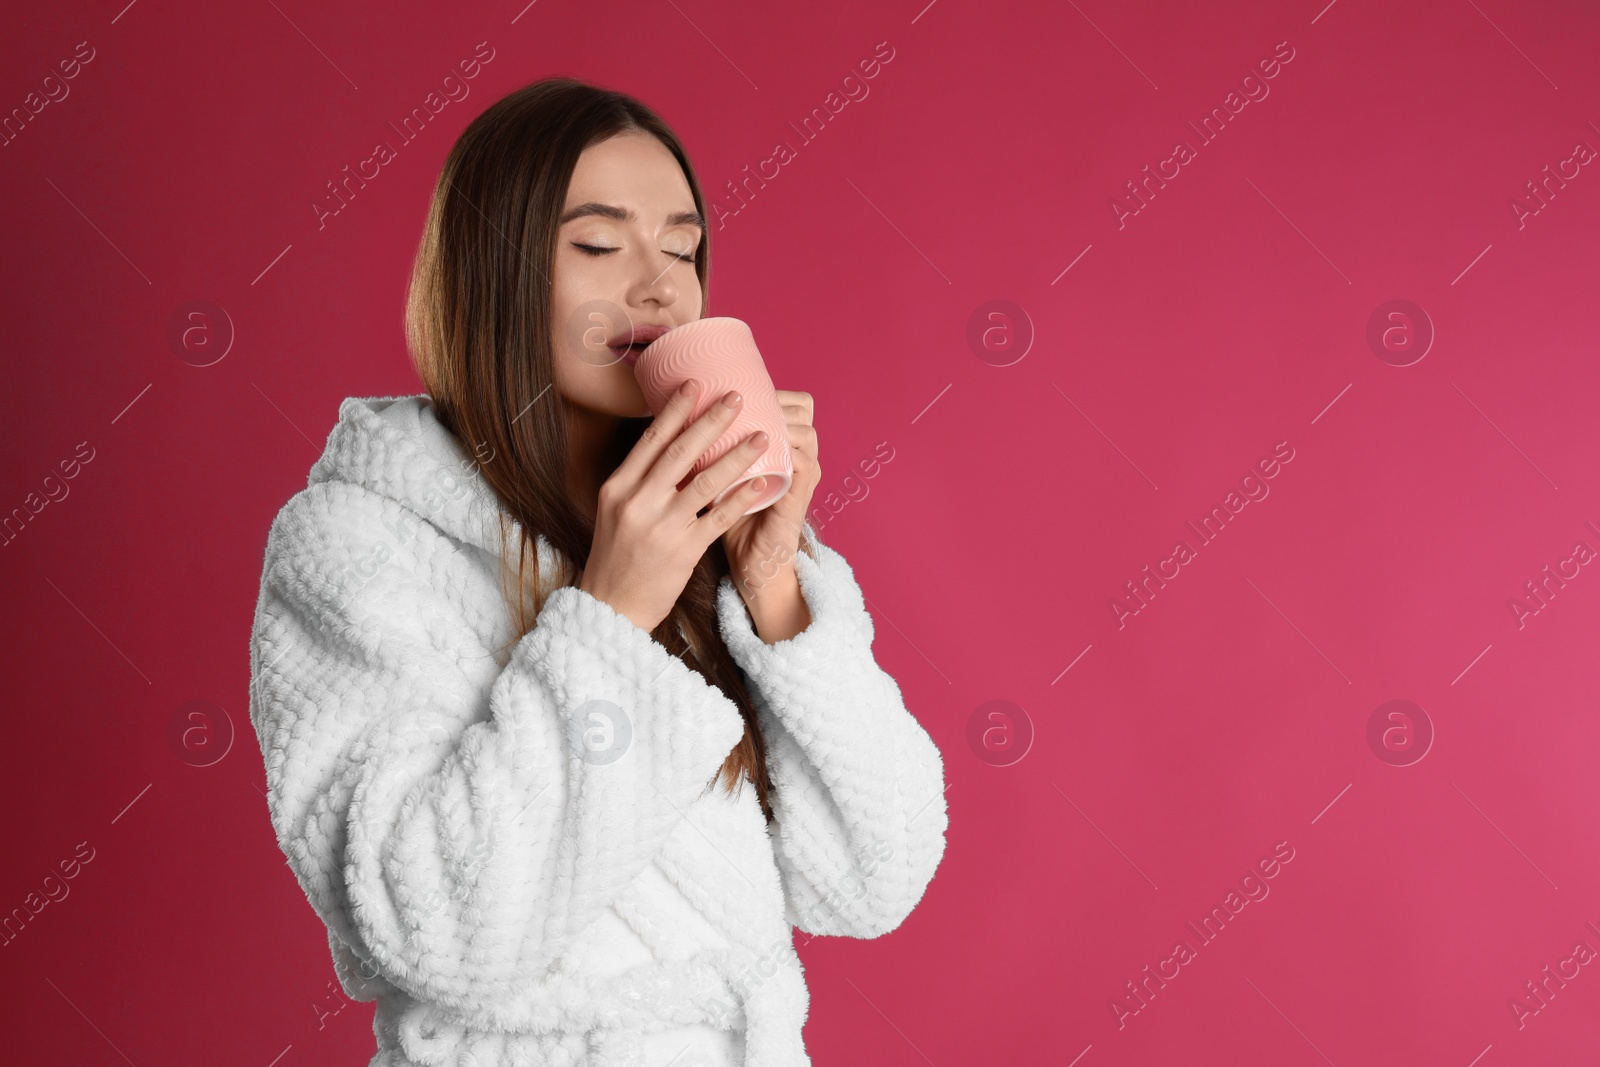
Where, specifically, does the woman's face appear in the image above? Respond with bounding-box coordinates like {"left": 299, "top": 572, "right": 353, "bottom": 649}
{"left": 550, "top": 130, "right": 705, "bottom": 419}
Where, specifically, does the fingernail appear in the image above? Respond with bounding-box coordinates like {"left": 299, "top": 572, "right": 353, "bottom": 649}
{"left": 723, "top": 391, "right": 743, "bottom": 408}
{"left": 750, "top": 431, "right": 769, "bottom": 447}
{"left": 681, "top": 379, "right": 699, "bottom": 396}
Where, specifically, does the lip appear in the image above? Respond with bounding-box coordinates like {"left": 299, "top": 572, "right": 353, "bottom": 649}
{"left": 606, "top": 323, "right": 673, "bottom": 365}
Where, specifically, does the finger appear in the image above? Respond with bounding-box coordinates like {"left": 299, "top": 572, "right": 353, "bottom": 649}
{"left": 692, "top": 467, "right": 774, "bottom": 547}
{"left": 781, "top": 421, "right": 818, "bottom": 469}
{"left": 785, "top": 422, "right": 817, "bottom": 452}
{"left": 775, "top": 390, "right": 813, "bottom": 422}
{"left": 671, "top": 427, "right": 771, "bottom": 523}
{"left": 646, "top": 388, "right": 746, "bottom": 498}
{"left": 610, "top": 379, "right": 705, "bottom": 490}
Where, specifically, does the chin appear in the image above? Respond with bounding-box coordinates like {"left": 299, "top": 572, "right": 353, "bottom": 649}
{"left": 619, "top": 372, "right": 652, "bottom": 418}
{"left": 575, "top": 379, "right": 654, "bottom": 419}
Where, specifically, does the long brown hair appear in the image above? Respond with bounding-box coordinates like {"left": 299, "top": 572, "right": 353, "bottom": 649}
{"left": 403, "top": 77, "right": 773, "bottom": 821}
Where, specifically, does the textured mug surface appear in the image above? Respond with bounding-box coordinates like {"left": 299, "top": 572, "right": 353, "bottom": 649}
{"left": 633, "top": 317, "right": 794, "bottom": 514}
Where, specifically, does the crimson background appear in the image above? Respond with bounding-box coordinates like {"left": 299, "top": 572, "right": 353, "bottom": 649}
{"left": 3, "top": 0, "right": 1599, "bottom": 1064}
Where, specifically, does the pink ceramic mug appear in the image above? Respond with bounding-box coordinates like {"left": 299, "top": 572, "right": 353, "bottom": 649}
{"left": 631, "top": 317, "right": 793, "bottom": 515}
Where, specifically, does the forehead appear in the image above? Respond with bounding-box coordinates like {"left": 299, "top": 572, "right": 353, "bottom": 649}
{"left": 563, "top": 131, "right": 695, "bottom": 219}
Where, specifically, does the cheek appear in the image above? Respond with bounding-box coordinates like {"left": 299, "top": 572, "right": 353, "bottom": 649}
{"left": 548, "top": 259, "right": 587, "bottom": 357}
{"left": 551, "top": 253, "right": 644, "bottom": 363}
{"left": 550, "top": 310, "right": 606, "bottom": 373}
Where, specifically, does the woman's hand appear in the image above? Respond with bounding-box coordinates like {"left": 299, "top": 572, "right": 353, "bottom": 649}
{"left": 721, "top": 389, "right": 821, "bottom": 613}
{"left": 579, "top": 380, "right": 776, "bottom": 634}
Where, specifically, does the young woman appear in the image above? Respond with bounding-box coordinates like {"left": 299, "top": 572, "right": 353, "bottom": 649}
{"left": 248, "top": 77, "right": 947, "bottom": 1067}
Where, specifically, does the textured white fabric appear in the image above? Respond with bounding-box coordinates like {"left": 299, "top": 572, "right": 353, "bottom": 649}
{"left": 247, "top": 395, "right": 948, "bottom": 1066}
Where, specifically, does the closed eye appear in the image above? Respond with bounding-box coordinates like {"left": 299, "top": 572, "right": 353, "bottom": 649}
{"left": 572, "top": 242, "right": 697, "bottom": 265}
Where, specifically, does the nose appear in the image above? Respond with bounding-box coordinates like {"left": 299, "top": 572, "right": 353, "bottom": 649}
{"left": 624, "top": 247, "right": 682, "bottom": 311}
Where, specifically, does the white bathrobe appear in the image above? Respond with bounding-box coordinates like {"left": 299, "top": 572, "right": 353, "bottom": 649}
{"left": 247, "top": 395, "right": 948, "bottom": 1067}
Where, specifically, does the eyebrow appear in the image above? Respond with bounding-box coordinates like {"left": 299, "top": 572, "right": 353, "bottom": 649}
{"left": 559, "top": 202, "right": 705, "bottom": 229}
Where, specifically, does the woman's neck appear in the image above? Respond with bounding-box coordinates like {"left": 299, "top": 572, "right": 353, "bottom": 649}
{"left": 563, "top": 398, "right": 620, "bottom": 521}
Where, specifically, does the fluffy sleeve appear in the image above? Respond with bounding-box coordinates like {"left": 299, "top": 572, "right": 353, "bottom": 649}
{"left": 715, "top": 524, "right": 948, "bottom": 938}
{"left": 247, "top": 484, "right": 748, "bottom": 1016}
